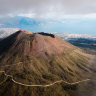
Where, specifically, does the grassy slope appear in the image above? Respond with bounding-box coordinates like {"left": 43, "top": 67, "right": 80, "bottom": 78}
{"left": 0, "top": 49, "right": 93, "bottom": 96}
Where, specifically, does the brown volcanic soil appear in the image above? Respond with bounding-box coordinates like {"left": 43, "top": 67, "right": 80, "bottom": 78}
{"left": 22, "top": 33, "right": 74, "bottom": 57}
{"left": 0, "top": 30, "right": 75, "bottom": 58}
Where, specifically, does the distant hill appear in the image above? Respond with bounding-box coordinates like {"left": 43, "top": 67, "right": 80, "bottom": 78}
{"left": 54, "top": 32, "right": 96, "bottom": 40}
{"left": 54, "top": 32, "right": 96, "bottom": 55}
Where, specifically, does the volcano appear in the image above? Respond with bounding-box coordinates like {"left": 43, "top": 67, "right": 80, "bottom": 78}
{"left": 0, "top": 30, "right": 93, "bottom": 96}
{"left": 0, "top": 30, "right": 75, "bottom": 57}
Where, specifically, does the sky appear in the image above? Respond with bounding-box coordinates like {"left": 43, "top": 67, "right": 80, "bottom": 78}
{"left": 0, "top": 0, "right": 96, "bottom": 35}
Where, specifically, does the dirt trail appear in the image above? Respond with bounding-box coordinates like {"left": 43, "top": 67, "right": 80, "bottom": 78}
{"left": 0, "top": 56, "right": 95, "bottom": 88}
{"left": 0, "top": 70, "right": 91, "bottom": 87}
{"left": 0, "top": 62, "right": 22, "bottom": 68}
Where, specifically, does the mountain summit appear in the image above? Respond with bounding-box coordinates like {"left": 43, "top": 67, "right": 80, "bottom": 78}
{"left": 0, "top": 30, "right": 74, "bottom": 58}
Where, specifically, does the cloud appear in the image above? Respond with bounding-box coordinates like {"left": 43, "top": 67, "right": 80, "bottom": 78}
{"left": 0, "top": 0, "right": 96, "bottom": 18}
{"left": 0, "top": 28, "right": 19, "bottom": 38}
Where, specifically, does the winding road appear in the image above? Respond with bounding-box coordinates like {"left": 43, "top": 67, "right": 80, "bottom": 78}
{"left": 0, "top": 62, "right": 23, "bottom": 68}
{"left": 0, "top": 58, "right": 95, "bottom": 87}
{"left": 0, "top": 71, "right": 91, "bottom": 87}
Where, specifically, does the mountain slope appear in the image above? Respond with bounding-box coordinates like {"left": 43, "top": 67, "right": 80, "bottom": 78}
{"left": 0, "top": 30, "right": 93, "bottom": 96}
